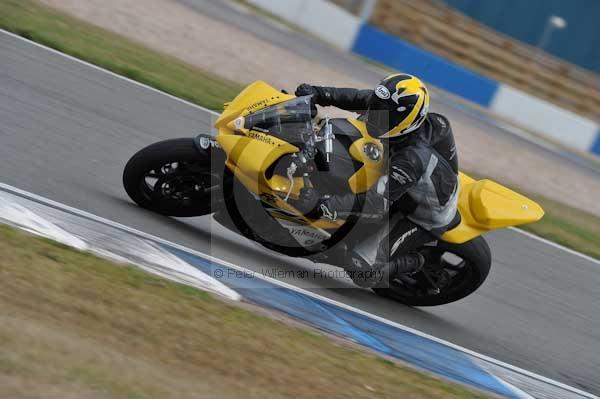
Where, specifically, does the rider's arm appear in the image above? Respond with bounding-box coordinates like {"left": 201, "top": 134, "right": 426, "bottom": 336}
{"left": 296, "top": 84, "right": 372, "bottom": 112}
{"left": 384, "top": 148, "right": 424, "bottom": 203}
{"left": 428, "top": 113, "right": 458, "bottom": 174}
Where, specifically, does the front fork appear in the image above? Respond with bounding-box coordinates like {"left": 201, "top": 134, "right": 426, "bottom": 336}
{"left": 193, "top": 133, "right": 229, "bottom": 205}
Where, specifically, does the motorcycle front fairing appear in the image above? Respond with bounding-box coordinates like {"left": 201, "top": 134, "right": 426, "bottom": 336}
{"left": 215, "top": 85, "right": 343, "bottom": 234}
{"left": 214, "top": 80, "right": 296, "bottom": 128}
{"left": 243, "top": 96, "right": 314, "bottom": 145}
{"left": 215, "top": 84, "right": 306, "bottom": 198}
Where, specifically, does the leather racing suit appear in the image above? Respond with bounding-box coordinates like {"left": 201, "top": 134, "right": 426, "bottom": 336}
{"left": 303, "top": 86, "right": 460, "bottom": 286}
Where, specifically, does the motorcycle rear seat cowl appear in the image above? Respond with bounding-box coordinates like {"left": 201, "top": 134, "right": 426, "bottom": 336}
{"left": 467, "top": 179, "right": 545, "bottom": 229}
{"left": 442, "top": 173, "right": 544, "bottom": 244}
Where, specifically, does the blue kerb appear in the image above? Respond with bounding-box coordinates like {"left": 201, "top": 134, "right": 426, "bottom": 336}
{"left": 591, "top": 129, "right": 600, "bottom": 155}
{"left": 352, "top": 24, "right": 499, "bottom": 108}
{"left": 162, "top": 244, "right": 520, "bottom": 398}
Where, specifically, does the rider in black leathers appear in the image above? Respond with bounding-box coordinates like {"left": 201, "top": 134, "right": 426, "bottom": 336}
{"left": 295, "top": 74, "right": 460, "bottom": 287}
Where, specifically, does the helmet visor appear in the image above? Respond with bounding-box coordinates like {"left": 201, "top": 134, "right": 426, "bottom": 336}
{"left": 365, "top": 95, "right": 400, "bottom": 138}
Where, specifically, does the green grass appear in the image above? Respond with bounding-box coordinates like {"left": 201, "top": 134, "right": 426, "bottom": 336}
{"left": 0, "top": 0, "right": 242, "bottom": 111}
{"left": 519, "top": 194, "right": 600, "bottom": 259}
{"left": 0, "top": 224, "right": 490, "bottom": 399}
{"left": 0, "top": 0, "right": 598, "bottom": 261}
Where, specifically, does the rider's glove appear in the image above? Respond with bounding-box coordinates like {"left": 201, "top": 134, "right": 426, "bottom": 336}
{"left": 294, "top": 187, "right": 323, "bottom": 218}
{"left": 295, "top": 83, "right": 318, "bottom": 98}
{"left": 294, "top": 186, "right": 388, "bottom": 222}
{"left": 295, "top": 84, "right": 319, "bottom": 117}
{"left": 294, "top": 187, "right": 342, "bottom": 221}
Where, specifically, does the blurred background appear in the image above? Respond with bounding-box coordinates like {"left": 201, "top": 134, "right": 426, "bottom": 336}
{"left": 256, "top": 0, "right": 600, "bottom": 156}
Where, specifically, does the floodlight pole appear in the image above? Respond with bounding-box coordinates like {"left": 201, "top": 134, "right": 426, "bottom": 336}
{"left": 528, "top": 15, "right": 566, "bottom": 85}
{"left": 536, "top": 15, "right": 567, "bottom": 53}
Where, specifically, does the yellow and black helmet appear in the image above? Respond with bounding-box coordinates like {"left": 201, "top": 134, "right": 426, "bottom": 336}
{"left": 365, "top": 74, "right": 430, "bottom": 139}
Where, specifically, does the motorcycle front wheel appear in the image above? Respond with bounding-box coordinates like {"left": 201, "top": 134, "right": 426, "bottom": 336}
{"left": 373, "top": 236, "right": 491, "bottom": 306}
{"left": 123, "top": 138, "right": 219, "bottom": 217}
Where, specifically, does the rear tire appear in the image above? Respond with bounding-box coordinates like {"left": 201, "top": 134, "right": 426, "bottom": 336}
{"left": 123, "top": 138, "right": 219, "bottom": 217}
{"left": 373, "top": 236, "right": 491, "bottom": 306}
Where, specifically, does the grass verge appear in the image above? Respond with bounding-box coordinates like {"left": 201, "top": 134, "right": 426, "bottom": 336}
{"left": 0, "top": 225, "right": 490, "bottom": 399}
{"left": 0, "top": 0, "right": 598, "bottom": 260}
{"left": 519, "top": 194, "right": 600, "bottom": 260}
{"left": 0, "top": 0, "right": 242, "bottom": 111}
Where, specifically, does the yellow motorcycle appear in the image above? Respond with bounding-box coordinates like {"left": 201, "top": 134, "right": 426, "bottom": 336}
{"left": 123, "top": 81, "right": 544, "bottom": 306}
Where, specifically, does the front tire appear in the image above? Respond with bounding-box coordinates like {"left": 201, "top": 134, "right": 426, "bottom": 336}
{"left": 123, "top": 138, "right": 220, "bottom": 217}
{"left": 373, "top": 236, "right": 491, "bottom": 306}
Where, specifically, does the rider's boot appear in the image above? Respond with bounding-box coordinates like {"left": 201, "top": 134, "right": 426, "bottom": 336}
{"left": 393, "top": 253, "right": 425, "bottom": 275}
{"left": 347, "top": 252, "right": 425, "bottom": 288}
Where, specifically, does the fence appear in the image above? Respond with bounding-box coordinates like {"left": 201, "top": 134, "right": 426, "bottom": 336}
{"left": 372, "top": 0, "right": 600, "bottom": 123}
{"left": 245, "top": 0, "right": 600, "bottom": 157}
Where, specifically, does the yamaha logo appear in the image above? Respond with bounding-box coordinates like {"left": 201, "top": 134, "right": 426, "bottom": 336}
{"left": 233, "top": 117, "right": 244, "bottom": 130}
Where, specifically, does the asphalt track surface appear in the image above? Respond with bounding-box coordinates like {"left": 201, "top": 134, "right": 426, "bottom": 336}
{"left": 2, "top": 31, "right": 600, "bottom": 394}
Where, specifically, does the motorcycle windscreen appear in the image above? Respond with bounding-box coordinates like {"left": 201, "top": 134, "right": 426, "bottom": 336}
{"left": 243, "top": 96, "right": 313, "bottom": 144}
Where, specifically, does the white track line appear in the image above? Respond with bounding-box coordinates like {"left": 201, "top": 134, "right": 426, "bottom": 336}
{"left": 0, "top": 182, "right": 596, "bottom": 398}
{"left": 0, "top": 29, "right": 219, "bottom": 117}
{"left": 511, "top": 227, "right": 600, "bottom": 265}
{"left": 2, "top": 28, "right": 597, "bottom": 266}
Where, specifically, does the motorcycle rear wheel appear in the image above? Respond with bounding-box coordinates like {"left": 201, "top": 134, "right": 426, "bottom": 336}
{"left": 123, "top": 138, "right": 218, "bottom": 217}
{"left": 372, "top": 236, "right": 491, "bottom": 306}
